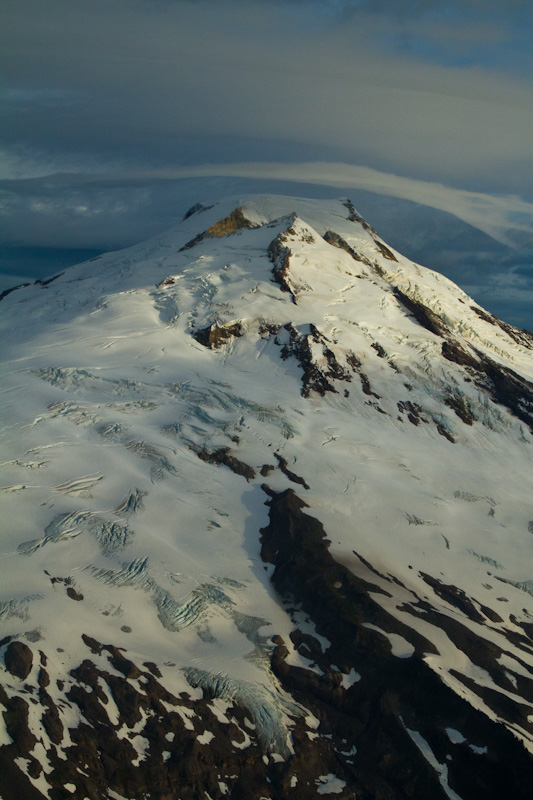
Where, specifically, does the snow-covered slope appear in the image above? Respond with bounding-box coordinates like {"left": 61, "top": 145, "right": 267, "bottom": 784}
{"left": 1, "top": 195, "right": 533, "bottom": 800}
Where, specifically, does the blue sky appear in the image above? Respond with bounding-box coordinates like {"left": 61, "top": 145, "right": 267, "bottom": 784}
{"left": 1, "top": 0, "right": 532, "bottom": 327}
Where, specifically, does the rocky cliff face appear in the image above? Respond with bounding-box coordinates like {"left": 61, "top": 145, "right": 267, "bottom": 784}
{"left": 1, "top": 195, "right": 533, "bottom": 799}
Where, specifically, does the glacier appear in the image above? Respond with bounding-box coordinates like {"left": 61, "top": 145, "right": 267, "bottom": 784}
{"left": 1, "top": 194, "right": 533, "bottom": 800}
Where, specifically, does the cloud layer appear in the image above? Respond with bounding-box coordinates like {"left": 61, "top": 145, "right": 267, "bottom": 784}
{"left": 4, "top": 161, "right": 533, "bottom": 249}
{"left": 2, "top": 0, "right": 532, "bottom": 194}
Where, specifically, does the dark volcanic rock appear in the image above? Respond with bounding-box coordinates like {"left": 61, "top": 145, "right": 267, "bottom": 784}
{"left": 197, "top": 446, "right": 256, "bottom": 481}
{"left": 180, "top": 206, "right": 257, "bottom": 251}
{"left": 394, "top": 287, "right": 447, "bottom": 337}
{"left": 389, "top": 289, "right": 533, "bottom": 433}
{"left": 268, "top": 233, "right": 297, "bottom": 301}
{"left": 442, "top": 339, "right": 533, "bottom": 433}
{"left": 342, "top": 199, "right": 378, "bottom": 235}
{"left": 397, "top": 400, "right": 427, "bottom": 426}
{"left": 277, "top": 322, "right": 354, "bottom": 397}
{"left": 0, "top": 283, "right": 31, "bottom": 303}
{"left": 471, "top": 305, "right": 533, "bottom": 349}
{"left": 259, "top": 487, "right": 533, "bottom": 800}
{"left": 444, "top": 391, "right": 475, "bottom": 425}
{"left": 374, "top": 239, "right": 398, "bottom": 261}
{"left": 419, "top": 572, "right": 485, "bottom": 623}
{"left": 4, "top": 641, "right": 33, "bottom": 680}
{"left": 66, "top": 586, "right": 84, "bottom": 601}
{"left": 267, "top": 216, "right": 316, "bottom": 302}
{"left": 323, "top": 229, "right": 372, "bottom": 267}
{"left": 40, "top": 686, "right": 64, "bottom": 745}
{"left": 194, "top": 320, "right": 245, "bottom": 348}
{"left": 183, "top": 201, "right": 213, "bottom": 220}
{"left": 274, "top": 452, "right": 310, "bottom": 490}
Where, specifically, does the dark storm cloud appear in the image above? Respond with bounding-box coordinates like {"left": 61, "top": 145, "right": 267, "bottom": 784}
{"left": 2, "top": 0, "right": 532, "bottom": 193}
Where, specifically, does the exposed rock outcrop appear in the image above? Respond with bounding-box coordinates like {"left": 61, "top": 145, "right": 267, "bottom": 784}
{"left": 180, "top": 206, "right": 257, "bottom": 250}
{"left": 260, "top": 488, "right": 533, "bottom": 800}
{"left": 4, "top": 641, "right": 33, "bottom": 680}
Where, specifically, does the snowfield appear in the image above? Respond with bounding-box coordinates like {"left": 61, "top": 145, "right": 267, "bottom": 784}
{"left": 1, "top": 195, "right": 533, "bottom": 799}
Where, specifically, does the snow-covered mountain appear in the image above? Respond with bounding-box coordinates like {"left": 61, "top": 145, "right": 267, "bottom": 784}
{"left": 1, "top": 195, "right": 533, "bottom": 800}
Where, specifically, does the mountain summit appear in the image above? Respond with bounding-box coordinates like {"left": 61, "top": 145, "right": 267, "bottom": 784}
{"left": 1, "top": 195, "right": 533, "bottom": 799}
